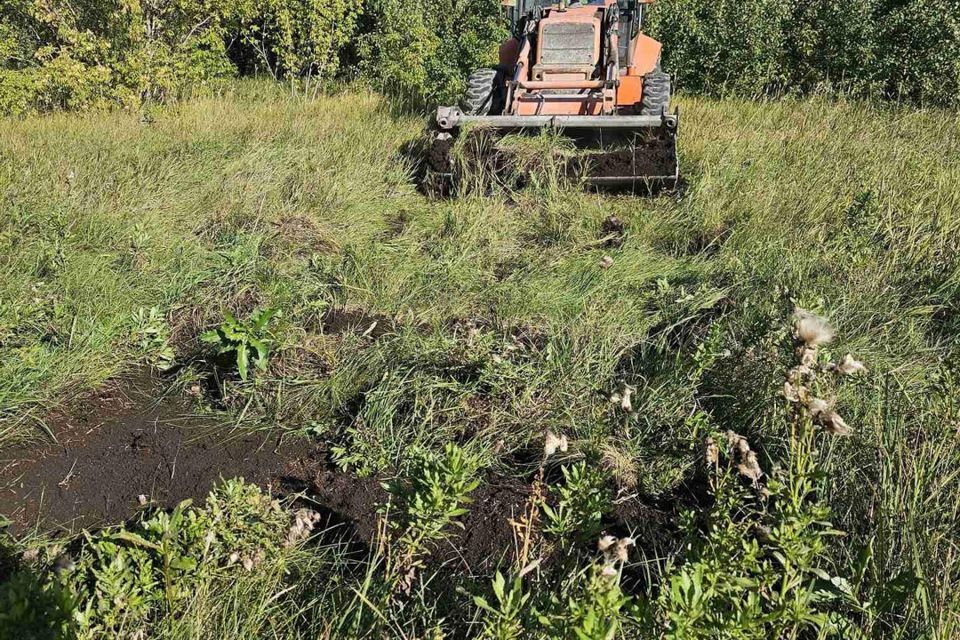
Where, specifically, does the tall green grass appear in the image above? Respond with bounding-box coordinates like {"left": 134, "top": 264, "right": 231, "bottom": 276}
{"left": 1, "top": 83, "right": 959, "bottom": 636}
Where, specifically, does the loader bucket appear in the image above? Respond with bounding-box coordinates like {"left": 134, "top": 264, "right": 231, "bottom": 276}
{"left": 427, "top": 107, "right": 679, "bottom": 194}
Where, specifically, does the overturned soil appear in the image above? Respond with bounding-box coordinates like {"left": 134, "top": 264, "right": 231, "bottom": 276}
{"left": 428, "top": 129, "right": 678, "bottom": 195}
{"left": 441, "top": 477, "right": 531, "bottom": 573}
{"left": 280, "top": 456, "right": 532, "bottom": 574}
{"left": 0, "top": 372, "right": 318, "bottom": 535}
{"left": 320, "top": 306, "right": 399, "bottom": 338}
{"left": 0, "top": 372, "right": 536, "bottom": 573}
{"left": 575, "top": 135, "right": 678, "bottom": 182}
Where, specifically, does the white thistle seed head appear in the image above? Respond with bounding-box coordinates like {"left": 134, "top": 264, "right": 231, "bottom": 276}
{"left": 705, "top": 436, "right": 719, "bottom": 465}
{"left": 836, "top": 354, "right": 866, "bottom": 375}
{"left": 615, "top": 537, "right": 635, "bottom": 562}
{"left": 620, "top": 385, "right": 635, "bottom": 413}
{"left": 544, "top": 431, "right": 567, "bottom": 457}
{"left": 783, "top": 381, "right": 800, "bottom": 403}
{"left": 597, "top": 535, "right": 617, "bottom": 552}
{"left": 738, "top": 451, "right": 763, "bottom": 483}
{"left": 821, "top": 411, "right": 853, "bottom": 436}
{"left": 807, "top": 397, "right": 830, "bottom": 417}
{"left": 794, "top": 309, "right": 834, "bottom": 347}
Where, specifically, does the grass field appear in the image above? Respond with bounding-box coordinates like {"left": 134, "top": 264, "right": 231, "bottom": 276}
{"left": 1, "top": 82, "right": 960, "bottom": 638}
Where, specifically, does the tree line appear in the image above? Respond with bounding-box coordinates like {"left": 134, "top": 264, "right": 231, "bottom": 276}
{"left": 0, "top": 0, "right": 957, "bottom": 115}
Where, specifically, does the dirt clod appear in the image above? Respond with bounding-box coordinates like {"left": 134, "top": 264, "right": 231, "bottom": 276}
{"left": 320, "top": 307, "right": 399, "bottom": 339}
{"left": 600, "top": 215, "right": 627, "bottom": 248}
{"left": 441, "top": 477, "right": 530, "bottom": 573}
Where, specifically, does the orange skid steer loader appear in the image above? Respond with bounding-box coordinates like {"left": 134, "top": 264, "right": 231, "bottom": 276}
{"left": 428, "top": 0, "right": 679, "bottom": 191}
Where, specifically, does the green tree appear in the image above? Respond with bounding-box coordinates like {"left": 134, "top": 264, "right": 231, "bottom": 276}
{"left": 359, "top": 0, "right": 508, "bottom": 106}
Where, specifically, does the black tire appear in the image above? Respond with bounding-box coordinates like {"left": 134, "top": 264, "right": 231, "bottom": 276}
{"left": 639, "top": 63, "right": 671, "bottom": 116}
{"left": 463, "top": 68, "right": 506, "bottom": 116}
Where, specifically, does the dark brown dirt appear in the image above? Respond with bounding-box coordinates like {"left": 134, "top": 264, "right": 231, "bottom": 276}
{"left": 0, "top": 371, "right": 316, "bottom": 535}
{"left": 438, "top": 476, "right": 531, "bottom": 573}
{"left": 580, "top": 139, "right": 677, "bottom": 181}
{"left": 278, "top": 460, "right": 532, "bottom": 573}
{"left": 276, "top": 455, "right": 388, "bottom": 545}
{"left": 320, "top": 306, "right": 400, "bottom": 339}
{"left": 0, "top": 371, "right": 535, "bottom": 577}
{"left": 427, "top": 131, "right": 455, "bottom": 174}
{"left": 610, "top": 494, "right": 679, "bottom": 552}
{"left": 600, "top": 215, "right": 627, "bottom": 248}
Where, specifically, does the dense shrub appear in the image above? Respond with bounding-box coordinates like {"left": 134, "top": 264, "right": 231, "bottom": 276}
{"left": 358, "top": 0, "right": 508, "bottom": 105}
{"left": 231, "top": 0, "right": 361, "bottom": 81}
{"left": 646, "top": 0, "right": 791, "bottom": 97}
{"left": 0, "top": 0, "right": 236, "bottom": 114}
{"left": 0, "top": 0, "right": 362, "bottom": 114}
{"left": 649, "top": 0, "right": 960, "bottom": 104}
{"left": 1, "top": 0, "right": 958, "bottom": 114}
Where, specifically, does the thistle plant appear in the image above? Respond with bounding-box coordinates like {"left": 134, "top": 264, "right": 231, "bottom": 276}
{"left": 3, "top": 480, "right": 290, "bottom": 639}
{"left": 131, "top": 306, "right": 175, "bottom": 371}
{"left": 200, "top": 307, "right": 279, "bottom": 380}
{"left": 384, "top": 443, "right": 480, "bottom": 592}
{"left": 473, "top": 571, "right": 531, "bottom": 640}
{"left": 784, "top": 308, "right": 866, "bottom": 435}
{"left": 474, "top": 535, "right": 635, "bottom": 640}
{"left": 541, "top": 461, "right": 611, "bottom": 546}
{"left": 654, "top": 309, "right": 866, "bottom": 638}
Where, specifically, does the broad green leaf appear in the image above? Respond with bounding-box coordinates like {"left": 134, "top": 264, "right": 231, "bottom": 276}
{"left": 170, "top": 556, "right": 197, "bottom": 571}
{"left": 251, "top": 307, "right": 278, "bottom": 331}
{"left": 237, "top": 346, "right": 249, "bottom": 380}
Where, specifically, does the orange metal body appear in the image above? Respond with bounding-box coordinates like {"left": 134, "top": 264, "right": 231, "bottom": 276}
{"left": 499, "top": 0, "right": 662, "bottom": 116}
